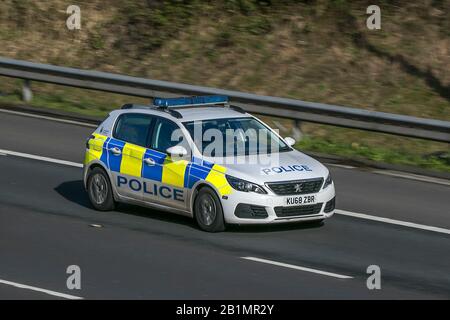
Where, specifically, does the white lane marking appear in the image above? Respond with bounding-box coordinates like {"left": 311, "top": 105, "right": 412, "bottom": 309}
{"left": 326, "top": 162, "right": 449, "bottom": 186}
{"left": 336, "top": 209, "right": 450, "bottom": 235}
{"left": 0, "top": 279, "right": 83, "bottom": 300}
{"left": 0, "top": 149, "right": 82, "bottom": 168}
{"left": 2, "top": 147, "right": 450, "bottom": 236}
{"left": 325, "top": 163, "right": 356, "bottom": 169}
{"left": 371, "top": 170, "right": 450, "bottom": 187}
{"left": 241, "top": 257, "right": 353, "bottom": 279}
{"left": 0, "top": 108, "right": 97, "bottom": 128}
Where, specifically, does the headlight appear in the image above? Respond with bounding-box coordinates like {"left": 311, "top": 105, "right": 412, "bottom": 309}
{"left": 323, "top": 173, "right": 333, "bottom": 189}
{"left": 226, "top": 175, "right": 267, "bottom": 194}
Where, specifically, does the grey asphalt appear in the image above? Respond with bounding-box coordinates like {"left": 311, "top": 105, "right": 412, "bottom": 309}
{"left": 0, "top": 111, "right": 449, "bottom": 299}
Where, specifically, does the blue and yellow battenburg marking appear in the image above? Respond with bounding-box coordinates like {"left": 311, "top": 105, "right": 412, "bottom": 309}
{"left": 186, "top": 158, "right": 233, "bottom": 196}
{"left": 142, "top": 149, "right": 166, "bottom": 181}
{"left": 85, "top": 136, "right": 233, "bottom": 196}
{"left": 84, "top": 133, "right": 109, "bottom": 165}
{"left": 120, "top": 143, "right": 146, "bottom": 177}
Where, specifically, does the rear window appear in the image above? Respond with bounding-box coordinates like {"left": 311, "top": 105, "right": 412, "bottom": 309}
{"left": 113, "top": 113, "right": 153, "bottom": 147}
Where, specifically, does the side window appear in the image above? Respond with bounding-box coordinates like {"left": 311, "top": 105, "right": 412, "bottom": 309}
{"left": 151, "top": 118, "right": 185, "bottom": 153}
{"left": 113, "top": 114, "right": 154, "bottom": 147}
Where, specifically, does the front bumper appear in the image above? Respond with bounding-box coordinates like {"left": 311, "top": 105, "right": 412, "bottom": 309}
{"left": 221, "top": 183, "right": 336, "bottom": 225}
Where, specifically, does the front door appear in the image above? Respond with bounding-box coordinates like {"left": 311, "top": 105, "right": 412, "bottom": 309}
{"left": 142, "top": 117, "right": 190, "bottom": 210}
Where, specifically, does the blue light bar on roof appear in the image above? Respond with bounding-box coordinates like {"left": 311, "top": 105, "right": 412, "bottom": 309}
{"left": 153, "top": 95, "right": 228, "bottom": 108}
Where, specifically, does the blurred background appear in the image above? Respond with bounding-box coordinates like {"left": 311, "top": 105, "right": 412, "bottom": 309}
{"left": 0, "top": 0, "right": 448, "bottom": 172}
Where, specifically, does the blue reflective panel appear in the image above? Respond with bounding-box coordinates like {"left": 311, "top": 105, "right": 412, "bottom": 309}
{"left": 186, "top": 161, "right": 214, "bottom": 189}
{"left": 183, "top": 163, "right": 192, "bottom": 188}
{"left": 141, "top": 149, "right": 166, "bottom": 182}
{"left": 154, "top": 95, "right": 228, "bottom": 107}
{"left": 100, "top": 137, "right": 111, "bottom": 167}
{"left": 108, "top": 139, "right": 125, "bottom": 172}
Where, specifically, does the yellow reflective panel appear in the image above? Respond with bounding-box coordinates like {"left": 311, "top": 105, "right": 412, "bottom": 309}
{"left": 84, "top": 134, "right": 107, "bottom": 165}
{"left": 161, "top": 158, "right": 188, "bottom": 188}
{"left": 120, "top": 143, "right": 146, "bottom": 177}
{"left": 206, "top": 164, "right": 233, "bottom": 196}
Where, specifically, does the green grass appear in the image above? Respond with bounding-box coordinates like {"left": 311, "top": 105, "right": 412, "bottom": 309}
{"left": 0, "top": 80, "right": 148, "bottom": 118}
{"left": 297, "top": 136, "right": 450, "bottom": 173}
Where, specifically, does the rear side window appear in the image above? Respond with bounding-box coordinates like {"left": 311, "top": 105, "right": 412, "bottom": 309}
{"left": 113, "top": 113, "right": 154, "bottom": 147}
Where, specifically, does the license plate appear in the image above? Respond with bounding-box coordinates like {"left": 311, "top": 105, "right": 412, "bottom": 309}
{"left": 285, "top": 195, "right": 316, "bottom": 206}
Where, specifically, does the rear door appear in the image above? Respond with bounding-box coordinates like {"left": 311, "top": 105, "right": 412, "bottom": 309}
{"left": 142, "top": 117, "right": 190, "bottom": 210}
{"left": 107, "top": 113, "right": 154, "bottom": 200}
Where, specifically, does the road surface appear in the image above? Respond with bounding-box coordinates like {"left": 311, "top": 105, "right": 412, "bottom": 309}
{"left": 0, "top": 110, "right": 449, "bottom": 299}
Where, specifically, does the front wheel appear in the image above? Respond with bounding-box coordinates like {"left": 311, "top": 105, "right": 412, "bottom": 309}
{"left": 87, "top": 167, "right": 115, "bottom": 211}
{"left": 194, "top": 187, "right": 225, "bottom": 232}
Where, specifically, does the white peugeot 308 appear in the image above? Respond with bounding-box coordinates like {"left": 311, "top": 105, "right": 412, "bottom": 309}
{"left": 84, "top": 96, "right": 335, "bottom": 232}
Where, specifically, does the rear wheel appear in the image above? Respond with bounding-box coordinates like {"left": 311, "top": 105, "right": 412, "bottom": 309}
{"left": 87, "top": 167, "right": 115, "bottom": 211}
{"left": 194, "top": 187, "right": 225, "bottom": 232}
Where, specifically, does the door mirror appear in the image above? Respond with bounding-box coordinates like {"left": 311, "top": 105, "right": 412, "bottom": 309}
{"left": 284, "top": 137, "right": 296, "bottom": 147}
{"left": 166, "top": 145, "right": 188, "bottom": 158}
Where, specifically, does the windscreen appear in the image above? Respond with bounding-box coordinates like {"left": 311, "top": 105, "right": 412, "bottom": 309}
{"left": 183, "top": 117, "right": 291, "bottom": 157}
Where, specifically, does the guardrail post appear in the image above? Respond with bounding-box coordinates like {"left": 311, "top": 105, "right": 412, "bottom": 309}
{"left": 22, "top": 79, "right": 33, "bottom": 102}
{"left": 292, "top": 120, "right": 303, "bottom": 141}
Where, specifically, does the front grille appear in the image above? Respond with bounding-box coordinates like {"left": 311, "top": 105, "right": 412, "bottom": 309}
{"left": 274, "top": 203, "right": 323, "bottom": 218}
{"left": 267, "top": 178, "right": 324, "bottom": 195}
{"left": 324, "top": 197, "right": 336, "bottom": 213}
{"left": 234, "top": 204, "right": 268, "bottom": 219}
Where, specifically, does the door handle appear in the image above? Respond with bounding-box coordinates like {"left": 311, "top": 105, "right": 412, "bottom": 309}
{"left": 144, "top": 158, "right": 156, "bottom": 166}
{"left": 109, "top": 147, "right": 121, "bottom": 155}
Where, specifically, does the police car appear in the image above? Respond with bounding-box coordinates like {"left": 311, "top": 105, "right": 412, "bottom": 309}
{"left": 83, "top": 95, "right": 335, "bottom": 232}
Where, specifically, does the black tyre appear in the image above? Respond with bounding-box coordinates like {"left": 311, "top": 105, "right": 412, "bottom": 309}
{"left": 87, "top": 167, "right": 115, "bottom": 211}
{"left": 194, "top": 187, "right": 225, "bottom": 232}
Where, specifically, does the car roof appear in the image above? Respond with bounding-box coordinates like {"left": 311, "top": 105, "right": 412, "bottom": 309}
{"left": 176, "top": 106, "right": 249, "bottom": 122}
{"left": 115, "top": 105, "right": 251, "bottom": 122}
